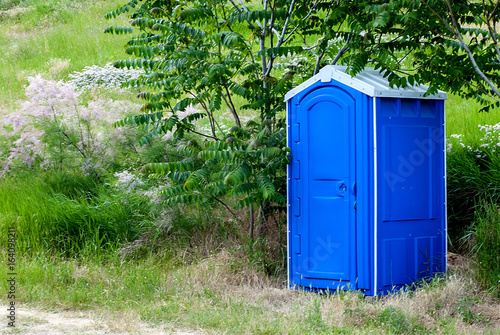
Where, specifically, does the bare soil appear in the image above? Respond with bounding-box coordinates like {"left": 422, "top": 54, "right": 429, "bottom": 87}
{"left": 1, "top": 307, "right": 204, "bottom": 335}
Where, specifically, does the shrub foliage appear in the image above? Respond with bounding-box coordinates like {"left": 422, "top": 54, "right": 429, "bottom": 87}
{"left": 105, "top": 0, "right": 500, "bottom": 230}
{"left": 104, "top": 0, "right": 352, "bottom": 235}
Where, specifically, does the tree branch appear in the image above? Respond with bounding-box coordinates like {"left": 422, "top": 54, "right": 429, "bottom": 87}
{"left": 221, "top": 84, "right": 241, "bottom": 127}
{"left": 211, "top": 195, "right": 237, "bottom": 217}
{"left": 55, "top": 129, "right": 87, "bottom": 159}
{"left": 331, "top": 37, "right": 351, "bottom": 65}
{"left": 483, "top": 0, "right": 500, "bottom": 63}
{"left": 444, "top": 0, "right": 500, "bottom": 100}
{"left": 187, "top": 128, "right": 220, "bottom": 141}
{"left": 269, "top": 0, "right": 276, "bottom": 50}
{"left": 283, "top": 0, "right": 318, "bottom": 44}
{"left": 314, "top": 49, "right": 325, "bottom": 75}
{"left": 423, "top": 0, "right": 500, "bottom": 101}
{"left": 228, "top": 0, "right": 259, "bottom": 31}
{"left": 186, "top": 90, "right": 219, "bottom": 138}
{"left": 228, "top": 0, "right": 242, "bottom": 13}
{"left": 313, "top": 6, "right": 334, "bottom": 75}
{"left": 263, "top": 0, "right": 297, "bottom": 78}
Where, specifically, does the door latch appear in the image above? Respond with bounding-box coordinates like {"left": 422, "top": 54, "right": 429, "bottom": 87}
{"left": 336, "top": 182, "right": 347, "bottom": 197}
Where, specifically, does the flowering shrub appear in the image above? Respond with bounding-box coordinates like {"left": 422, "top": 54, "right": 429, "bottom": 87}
{"left": 274, "top": 52, "right": 312, "bottom": 80}
{"left": 448, "top": 123, "right": 500, "bottom": 158}
{"left": 447, "top": 134, "right": 468, "bottom": 151}
{"left": 68, "top": 63, "right": 144, "bottom": 91}
{"left": 477, "top": 123, "right": 500, "bottom": 153}
{"left": 113, "top": 169, "right": 175, "bottom": 232}
{"left": 114, "top": 170, "right": 172, "bottom": 206}
{"left": 0, "top": 75, "right": 140, "bottom": 176}
{"left": 114, "top": 170, "right": 145, "bottom": 191}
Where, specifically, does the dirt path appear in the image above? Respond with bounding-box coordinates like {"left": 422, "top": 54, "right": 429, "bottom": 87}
{"left": 1, "top": 307, "right": 204, "bottom": 335}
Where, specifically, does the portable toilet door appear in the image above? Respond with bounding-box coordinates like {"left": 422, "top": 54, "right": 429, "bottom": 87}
{"left": 286, "top": 65, "right": 447, "bottom": 296}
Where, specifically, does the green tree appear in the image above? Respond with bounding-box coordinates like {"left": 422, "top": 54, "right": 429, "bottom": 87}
{"left": 105, "top": 0, "right": 500, "bottom": 246}
{"left": 105, "top": 0, "right": 352, "bottom": 244}
{"left": 342, "top": 0, "right": 500, "bottom": 109}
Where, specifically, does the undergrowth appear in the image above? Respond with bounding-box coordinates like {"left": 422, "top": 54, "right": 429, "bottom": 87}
{"left": 0, "top": 173, "right": 154, "bottom": 257}
{"left": 467, "top": 201, "right": 500, "bottom": 297}
{"left": 1, "top": 249, "right": 499, "bottom": 334}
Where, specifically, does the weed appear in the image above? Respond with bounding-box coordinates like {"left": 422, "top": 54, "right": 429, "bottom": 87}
{"left": 376, "top": 306, "right": 410, "bottom": 334}
{"left": 0, "top": 0, "right": 23, "bottom": 10}
{"left": 455, "top": 297, "right": 490, "bottom": 325}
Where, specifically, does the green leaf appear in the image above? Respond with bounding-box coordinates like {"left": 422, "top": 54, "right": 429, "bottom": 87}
{"left": 180, "top": 7, "right": 213, "bottom": 22}
{"left": 163, "top": 193, "right": 206, "bottom": 206}
{"left": 184, "top": 169, "right": 209, "bottom": 190}
{"left": 228, "top": 9, "right": 287, "bottom": 24}
{"left": 224, "top": 163, "right": 251, "bottom": 185}
{"left": 215, "top": 31, "right": 245, "bottom": 49}
{"left": 103, "top": 26, "right": 133, "bottom": 34}
{"left": 209, "top": 89, "right": 222, "bottom": 112}
{"left": 257, "top": 46, "right": 304, "bottom": 58}
{"left": 256, "top": 176, "right": 275, "bottom": 199}
{"left": 141, "top": 161, "right": 196, "bottom": 175}
{"left": 105, "top": 0, "right": 138, "bottom": 19}
{"left": 208, "top": 64, "right": 229, "bottom": 79}
{"left": 371, "top": 11, "right": 391, "bottom": 28}
{"left": 113, "top": 59, "right": 157, "bottom": 70}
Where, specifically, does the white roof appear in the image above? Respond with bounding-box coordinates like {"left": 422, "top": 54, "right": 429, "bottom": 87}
{"left": 284, "top": 65, "right": 447, "bottom": 101}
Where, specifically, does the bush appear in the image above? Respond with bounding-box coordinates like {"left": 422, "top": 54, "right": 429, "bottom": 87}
{"left": 446, "top": 126, "right": 500, "bottom": 250}
{"left": 0, "top": 76, "right": 141, "bottom": 177}
{"left": 68, "top": 63, "right": 144, "bottom": 92}
{"left": 468, "top": 200, "right": 500, "bottom": 297}
{"left": 0, "top": 73, "right": 207, "bottom": 260}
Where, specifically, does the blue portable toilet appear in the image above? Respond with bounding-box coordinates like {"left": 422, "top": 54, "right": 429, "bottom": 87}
{"left": 286, "top": 65, "right": 447, "bottom": 296}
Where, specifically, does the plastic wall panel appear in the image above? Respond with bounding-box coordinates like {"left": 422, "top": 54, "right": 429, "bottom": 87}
{"left": 376, "top": 98, "right": 446, "bottom": 295}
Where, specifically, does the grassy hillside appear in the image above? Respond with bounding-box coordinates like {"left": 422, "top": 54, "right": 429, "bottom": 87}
{"left": 0, "top": 0, "right": 131, "bottom": 109}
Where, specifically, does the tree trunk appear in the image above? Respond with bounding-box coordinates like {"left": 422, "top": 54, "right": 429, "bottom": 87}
{"left": 249, "top": 204, "right": 255, "bottom": 242}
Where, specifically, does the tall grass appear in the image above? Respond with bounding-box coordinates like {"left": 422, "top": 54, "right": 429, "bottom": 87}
{"left": 446, "top": 94, "right": 500, "bottom": 140}
{"left": 468, "top": 200, "right": 500, "bottom": 297}
{"left": 0, "top": 172, "right": 154, "bottom": 257}
{"left": 446, "top": 148, "right": 500, "bottom": 248}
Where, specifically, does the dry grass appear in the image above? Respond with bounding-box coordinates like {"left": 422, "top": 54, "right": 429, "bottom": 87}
{"left": 45, "top": 58, "right": 72, "bottom": 76}
{"left": 4, "top": 237, "right": 500, "bottom": 334}
{"left": 178, "top": 249, "right": 281, "bottom": 293}
{"left": 163, "top": 249, "right": 500, "bottom": 334}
